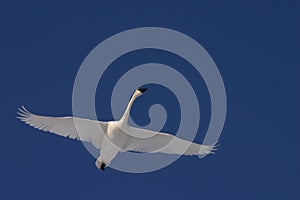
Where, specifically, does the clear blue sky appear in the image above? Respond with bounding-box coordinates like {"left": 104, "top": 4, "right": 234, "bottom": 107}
{"left": 1, "top": 0, "right": 299, "bottom": 199}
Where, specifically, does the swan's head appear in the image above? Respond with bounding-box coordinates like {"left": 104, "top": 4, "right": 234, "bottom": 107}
{"left": 133, "top": 87, "right": 148, "bottom": 98}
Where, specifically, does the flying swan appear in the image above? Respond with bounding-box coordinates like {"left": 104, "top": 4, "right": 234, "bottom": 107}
{"left": 17, "top": 88, "right": 217, "bottom": 171}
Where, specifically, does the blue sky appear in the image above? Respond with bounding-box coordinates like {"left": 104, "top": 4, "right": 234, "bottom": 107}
{"left": 1, "top": 0, "right": 299, "bottom": 199}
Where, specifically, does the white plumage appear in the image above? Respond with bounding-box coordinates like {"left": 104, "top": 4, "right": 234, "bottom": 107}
{"left": 17, "top": 88, "right": 217, "bottom": 171}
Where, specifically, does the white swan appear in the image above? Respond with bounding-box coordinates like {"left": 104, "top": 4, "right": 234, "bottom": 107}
{"left": 17, "top": 88, "right": 217, "bottom": 171}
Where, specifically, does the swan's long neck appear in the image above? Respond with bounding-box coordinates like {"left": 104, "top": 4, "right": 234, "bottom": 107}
{"left": 119, "top": 92, "right": 139, "bottom": 127}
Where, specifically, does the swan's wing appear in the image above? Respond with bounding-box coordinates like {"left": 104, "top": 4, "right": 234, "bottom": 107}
{"left": 17, "top": 106, "right": 108, "bottom": 149}
{"left": 123, "top": 126, "right": 217, "bottom": 156}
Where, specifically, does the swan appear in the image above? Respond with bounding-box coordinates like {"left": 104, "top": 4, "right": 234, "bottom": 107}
{"left": 17, "top": 88, "right": 217, "bottom": 171}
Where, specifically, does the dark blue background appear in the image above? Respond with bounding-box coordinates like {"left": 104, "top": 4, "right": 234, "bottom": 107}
{"left": 1, "top": 1, "right": 299, "bottom": 199}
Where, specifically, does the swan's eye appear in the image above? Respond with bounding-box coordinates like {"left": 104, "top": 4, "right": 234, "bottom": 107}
{"left": 137, "top": 88, "right": 148, "bottom": 93}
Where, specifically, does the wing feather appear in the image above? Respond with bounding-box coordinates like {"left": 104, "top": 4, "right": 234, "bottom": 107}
{"left": 17, "top": 106, "right": 107, "bottom": 149}
{"left": 123, "top": 126, "right": 217, "bottom": 156}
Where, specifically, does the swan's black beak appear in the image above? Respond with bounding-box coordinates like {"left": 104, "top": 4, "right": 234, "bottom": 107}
{"left": 137, "top": 88, "right": 148, "bottom": 93}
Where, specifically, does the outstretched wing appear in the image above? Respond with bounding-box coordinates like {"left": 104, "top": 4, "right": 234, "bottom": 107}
{"left": 17, "top": 106, "right": 108, "bottom": 149}
{"left": 123, "top": 126, "right": 217, "bottom": 156}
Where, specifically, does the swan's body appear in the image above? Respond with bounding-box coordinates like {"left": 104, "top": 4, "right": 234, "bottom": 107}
{"left": 17, "top": 88, "right": 217, "bottom": 171}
